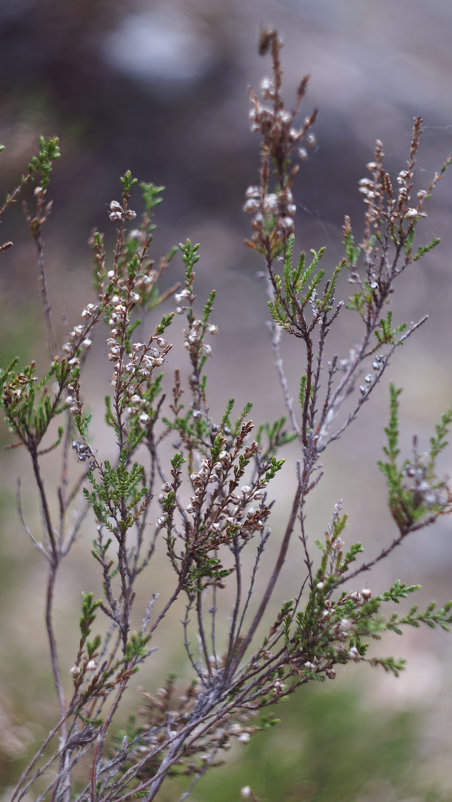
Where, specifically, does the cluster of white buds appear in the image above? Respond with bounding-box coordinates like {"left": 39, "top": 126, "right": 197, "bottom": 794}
{"left": 185, "top": 458, "right": 212, "bottom": 513}
{"left": 81, "top": 302, "right": 97, "bottom": 320}
{"left": 372, "top": 353, "right": 384, "bottom": 371}
{"left": 1, "top": 365, "right": 38, "bottom": 410}
{"left": 108, "top": 200, "right": 137, "bottom": 222}
{"left": 244, "top": 61, "right": 316, "bottom": 252}
{"left": 395, "top": 167, "right": 427, "bottom": 221}
{"left": 248, "top": 88, "right": 315, "bottom": 158}
{"left": 108, "top": 334, "right": 169, "bottom": 395}
{"left": 396, "top": 169, "right": 409, "bottom": 186}
{"left": 320, "top": 599, "right": 333, "bottom": 621}
{"left": 243, "top": 184, "right": 297, "bottom": 239}
{"left": 65, "top": 371, "right": 81, "bottom": 414}
{"left": 72, "top": 439, "right": 96, "bottom": 470}
{"left": 403, "top": 175, "right": 419, "bottom": 217}
{"left": 260, "top": 76, "right": 274, "bottom": 100}
{"left": 405, "top": 207, "right": 426, "bottom": 219}
{"left": 70, "top": 658, "right": 96, "bottom": 676}
{"left": 180, "top": 450, "right": 269, "bottom": 545}
{"left": 332, "top": 619, "right": 353, "bottom": 642}
{"left": 243, "top": 185, "right": 260, "bottom": 215}
{"left": 347, "top": 588, "right": 373, "bottom": 606}
{"left": 61, "top": 303, "right": 99, "bottom": 359}
{"left": 358, "top": 176, "right": 376, "bottom": 200}
{"left": 72, "top": 440, "right": 93, "bottom": 462}
{"left": 108, "top": 294, "right": 129, "bottom": 330}
{"left": 218, "top": 449, "right": 231, "bottom": 465}
{"left": 126, "top": 392, "right": 148, "bottom": 419}
{"left": 159, "top": 482, "right": 171, "bottom": 500}
{"left": 183, "top": 318, "right": 215, "bottom": 356}
{"left": 359, "top": 124, "right": 431, "bottom": 257}
{"left": 357, "top": 146, "right": 387, "bottom": 240}
{"left": 127, "top": 339, "right": 167, "bottom": 374}
{"left": 230, "top": 723, "right": 252, "bottom": 744}
{"left": 134, "top": 271, "right": 157, "bottom": 292}
{"left": 404, "top": 461, "right": 448, "bottom": 509}
{"left": 174, "top": 287, "right": 193, "bottom": 314}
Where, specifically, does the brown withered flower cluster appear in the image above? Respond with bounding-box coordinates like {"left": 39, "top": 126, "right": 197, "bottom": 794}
{"left": 244, "top": 29, "right": 317, "bottom": 255}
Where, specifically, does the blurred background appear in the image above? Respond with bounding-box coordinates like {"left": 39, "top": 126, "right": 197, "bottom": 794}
{"left": 1, "top": 0, "right": 452, "bottom": 799}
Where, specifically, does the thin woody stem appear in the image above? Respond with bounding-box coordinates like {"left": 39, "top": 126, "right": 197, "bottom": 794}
{"left": 227, "top": 472, "right": 303, "bottom": 677}
{"left": 35, "top": 229, "right": 58, "bottom": 356}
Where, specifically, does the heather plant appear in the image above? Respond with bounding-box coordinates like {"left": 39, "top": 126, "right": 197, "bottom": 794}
{"left": 1, "top": 29, "right": 452, "bottom": 802}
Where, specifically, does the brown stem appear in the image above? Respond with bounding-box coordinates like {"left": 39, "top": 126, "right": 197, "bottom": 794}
{"left": 45, "top": 562, "right": 66, "bottom": 722}
{"left": 29, "top": 443, "right": 69, "bottom": 797}
{"left": 226, "top": 475, "right": 303, "bottom": 678}
{"left": 90, "top": 673, "right": 131, "bottom": 802}
{"left": 335, "top": 515, "right": 438, "bottom": 589}
{"left": 35, "top": 229, "right": 58, "bottom": 355}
